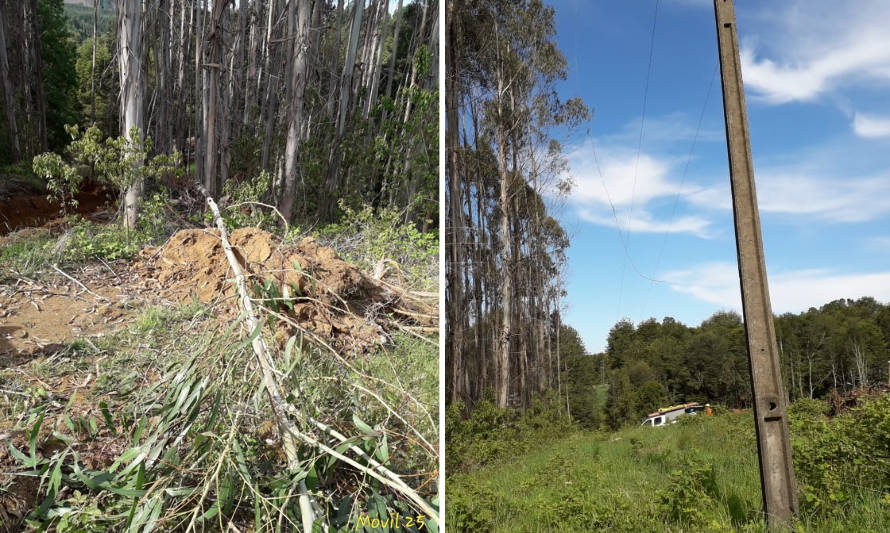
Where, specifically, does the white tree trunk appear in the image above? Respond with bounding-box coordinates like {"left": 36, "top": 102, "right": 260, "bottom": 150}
{"left": 336, "top": 0, "right": 364, "bottom": 136}
{"left": 279, "top": 0, "right": 311, "bottom": 221}
{"left": 118, "top": 0, "right": 145, "bottom": 231}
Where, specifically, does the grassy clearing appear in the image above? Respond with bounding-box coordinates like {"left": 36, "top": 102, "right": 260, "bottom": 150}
{"left": 446, "top": 402, "right": 890, "bottom": 532}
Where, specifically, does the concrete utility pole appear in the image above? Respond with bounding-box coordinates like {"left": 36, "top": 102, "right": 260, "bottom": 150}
{"left": 713, "top": 0, "right": 799, "bottom": 529}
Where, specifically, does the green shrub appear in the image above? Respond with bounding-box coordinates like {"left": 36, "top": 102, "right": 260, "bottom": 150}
{"left": 445, "top": 392, "right": 574, "bottom": 476}
{"left": 791, "top": 394, "right": 890, "bottom": 514}
{"left": 63, "top": 189, "right": 174, "bottom": 262}
{"left": 657, "top": 459, "right": 719, "bottom": 525}
{"left": 309, "top": 201, "right": 438, "bottom": 291}
{"left": 33, "top": 152, "right": 82, "bottom": 217}
{"left": 444, "top": 475, "right": 498, "bottom": 532}
{"left": 220, "top": 169, "right": 276, "bottom": 230}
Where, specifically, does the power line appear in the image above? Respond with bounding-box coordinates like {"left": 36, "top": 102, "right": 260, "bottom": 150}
{"left": 639, "top": 63, "right": 719, "bottom": 322}
{"left": 589, "top": 136, "right": 666, "bottom": 287}
{"left": 618, "top": 0, "right": 661, "bottom": 320}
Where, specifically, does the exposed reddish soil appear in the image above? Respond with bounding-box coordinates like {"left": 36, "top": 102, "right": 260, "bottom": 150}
{"left": 0, "top": 181, "right": 113, "bottom": 235}
{"left": 133, "top": 227, "right": 389, "bottom": 353}
{"left": 0, "top": 265, "right": 131, "bottom": 362}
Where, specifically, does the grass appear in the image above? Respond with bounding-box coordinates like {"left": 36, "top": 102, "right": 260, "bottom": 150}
{"left": 446, "top": 411, "right": 890, "bottom": 532}
{"left": 2, "top": 297, "right": 439, "bottom": 531}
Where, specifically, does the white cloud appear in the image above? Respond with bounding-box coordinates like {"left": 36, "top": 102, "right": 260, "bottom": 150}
{"left": 689, "top": 171, "right": 890, "bottom": 223}
{"left": 664, "top": 262, "right": 890, "bottom": 313}
{"left": 853, "top": 112, "right": 890, "bottom": 139}
{"left": 578, "top": 208, "right": 711, "bottom": 238}
{"left": 564, "top": 138, "right": 713, "bottom": 237}
{"left": 738, "top": 0, "right": 890, "bottom": 104}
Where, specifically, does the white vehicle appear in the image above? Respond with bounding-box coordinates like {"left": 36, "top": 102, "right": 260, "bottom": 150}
{"left": 641, "top": 402, "right": 710, "bottom": 427}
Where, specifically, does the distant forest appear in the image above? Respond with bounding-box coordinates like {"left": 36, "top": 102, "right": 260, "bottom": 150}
{"left": 562, "top": 297, "right": 890, "bottom": 429}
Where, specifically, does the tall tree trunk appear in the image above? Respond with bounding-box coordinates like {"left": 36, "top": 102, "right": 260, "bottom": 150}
{"left": 194, "top": 0, "right": 204, "bottom": 181}
{"left": 175, "top": 0, "right": 189, "bottom": 159}
{"left": 336, "top": 0, "right": 364, "bottom": 136}
{"left": 401, "top": 0, "right": 428, "bottom": 123}
{"left": 321, "top": 0, "right": 364, "bottom": 219}
{"left": 495, "top": 94, "right": 512, "bottom": 408}
{"left": 90, "top": 0, "right": 98, "bottom": 123}
{"left": 324, "top": 0, "right": 343, "bottom": 119}
{"left": 203, "top": 0, "right": 227, "bottom": 197}
{"left": 383, "top": 0, "right": 403, "bottom": 104}
{"left": 364, "top": 0, "right": 387, "bottom": 119}
{"left": 242, "top": 0, "right": 257, "bottom": 130}
{"left": 25, "top": 0, "right": 47, "bottom": 151}
{"left": 157, "top": 0, "right": 170, "bottom": 153}
{"left": 0, "top": 5, "right": 21, "bottom": 160}
{"left": 118, "top": 0, "right": 145, "bottom": 230}
{"left": 446, "top": 0, "right": 463, "bottom": 403}
{"left": 279, "top": 0, "right": 311, "bottom": 221}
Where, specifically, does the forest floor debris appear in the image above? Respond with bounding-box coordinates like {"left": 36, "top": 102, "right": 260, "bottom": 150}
{"left": 1, "top": 226, "right": 436, "bottom": 359}
{"left": 1, "top": 224, "right": 439, "bottom": 531}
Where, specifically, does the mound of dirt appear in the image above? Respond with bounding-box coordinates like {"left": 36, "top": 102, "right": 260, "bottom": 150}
{"left": 134, "top": 228, "right": 390, "bottom": 353}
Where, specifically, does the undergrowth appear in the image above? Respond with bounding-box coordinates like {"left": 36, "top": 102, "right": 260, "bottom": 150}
{"left": 446, "top": 396, "right": 890, "bottom": 532}
{"left": 308, "top": 202, "right": 438, "bottom": 293}
{"left": 0, "top": 188, "right": 176, "bottom": 279}
{"left": 2, "top": 299, "right": 439, "bottom": 531}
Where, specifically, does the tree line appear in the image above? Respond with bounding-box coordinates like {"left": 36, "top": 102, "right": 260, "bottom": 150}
{"left": 0, "top": 0, "right": 438, "bottom": 227}
{"left": 562, "top": 297, "right": 890, "bottom": 429}
{"left": 446, "top": 0, "right": 589, "bottom": 410}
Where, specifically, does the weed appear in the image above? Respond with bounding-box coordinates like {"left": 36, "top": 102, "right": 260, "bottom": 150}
{"left": 309, "top": 201, "right": 438, "bottom": 292}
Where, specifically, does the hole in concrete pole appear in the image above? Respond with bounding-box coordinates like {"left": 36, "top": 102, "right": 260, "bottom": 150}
{"left": 769, "top": 401, "right": 777, "bottom": 411}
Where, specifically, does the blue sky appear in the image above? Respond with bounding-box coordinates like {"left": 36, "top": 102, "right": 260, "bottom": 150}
{"left": 547, "top": 0, "right": 890, "bottom": 353}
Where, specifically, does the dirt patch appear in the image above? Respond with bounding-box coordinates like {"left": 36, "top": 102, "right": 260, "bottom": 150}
{"left": 0, "top": 265, "right": 131, "bottom": 361}
{"left": 0, "top": 181, "right": 113, "bottom": 236}
{"left": 1, "top": 226, "right": 432, "bottom": 359}
{"left": 133, "top": 227, "right": 393, "bottom": 353}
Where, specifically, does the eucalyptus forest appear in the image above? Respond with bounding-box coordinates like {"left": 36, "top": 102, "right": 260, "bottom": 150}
{"left": 0, "top": 0, "right": 439, "bottom": 530}
{"left": 445, "top": 0, "right": 588, "bottom": 410}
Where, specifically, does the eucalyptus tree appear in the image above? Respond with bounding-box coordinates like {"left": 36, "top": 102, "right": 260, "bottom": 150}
{"left": 117, "top": 0, "right": 144, "bottom": 230}
{"left": 0, "top": 4, "right": 20, "bottom": 160}
{"left": 279, "top": 0, "right": 311, "bottom": 221}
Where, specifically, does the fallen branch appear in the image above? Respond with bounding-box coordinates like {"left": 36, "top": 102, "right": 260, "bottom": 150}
{"left": 198, "top": 184, "right": 315, "bottom": 529}
{"left": 197, "top": 186, "right": 438, "bottom": 528}
{"left": 51, "top": 264, "right": 110, "bottom": 302}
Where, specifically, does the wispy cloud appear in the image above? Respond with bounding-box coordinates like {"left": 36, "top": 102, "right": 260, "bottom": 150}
{"left": 689, "top": 169, "right": 890, "bottom": 223}
{"left": 865, "top": 236, "right": 890, "bottom": 253}
{"left": 578, "top": 208, "right": 711, "bottom": 237}
{"left": 564, "top": 136, "right": 713, "bottom": 237}
{"left": 663, "top": 0, "right": 711, "bottom": 9}
{"left": 739, "top": 0, "right": 890, "bottom": 105}
{"left": 664, "top": 262, "right": 890, "bottom": 312}
{"left": 609, "top": 112, "right": 723, "bottom": 145}
{"left": 853, "top": 112, "right": 890, "bottom": 139}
